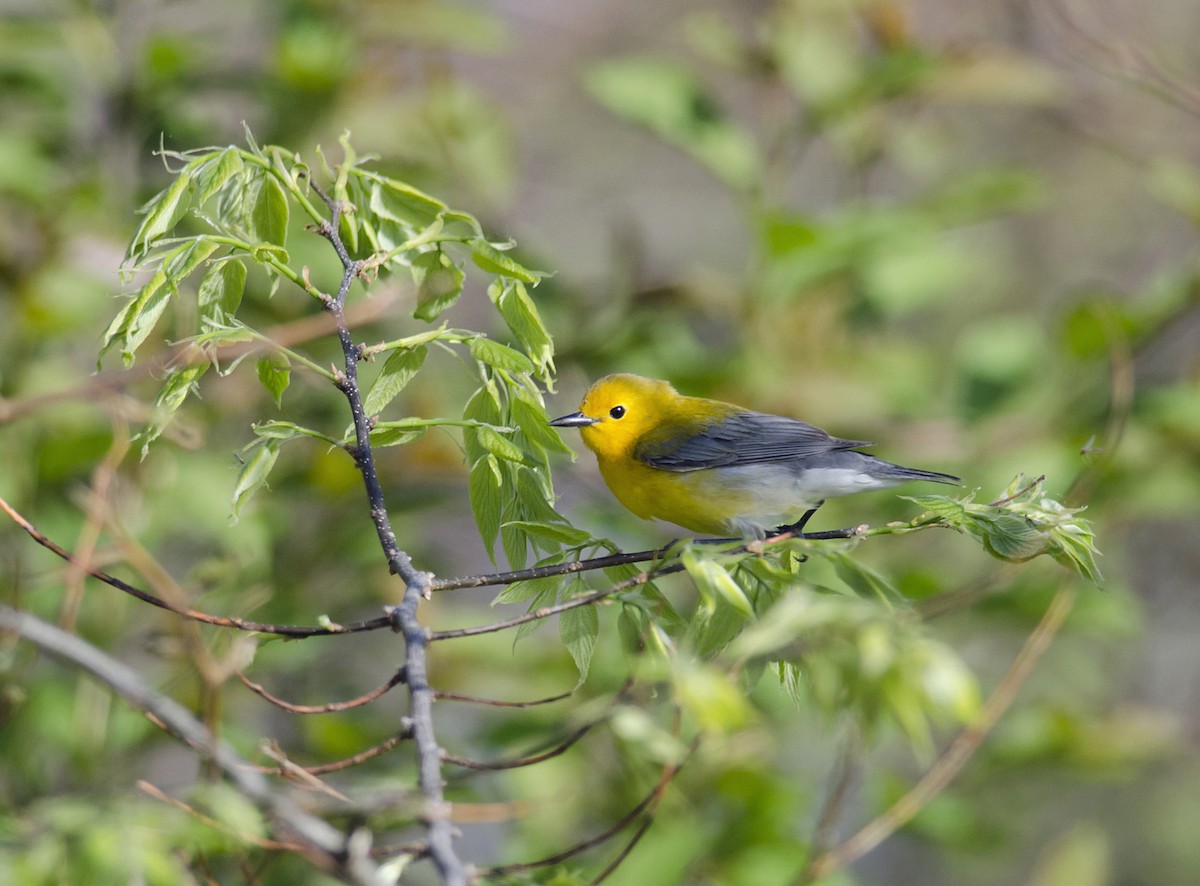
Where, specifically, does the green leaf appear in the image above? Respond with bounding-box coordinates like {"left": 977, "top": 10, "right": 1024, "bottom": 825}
{"left": 829, "top": 552, "right": 904, "bottom": 606}
{"left": 463, "top": 384, "right": 502, "bottom": 466}
{"left": 492, "top": 280, "right": 555, "bottom": 376}
{"left": 231, "top": 440, "right": 280, "bottom": 522}
{"left": 683, "top": 551, "right": 754, "bottom": 618}
{"left": 476, "top": 425, "right": 524, "bottom": 463}
{"left": 255, "top": 352, "right": 291, "bottom": 408}
{"left": 469, "top": 454, "right": 504, "bottom": 558}
{"left": 244, "top": 169, "right": 289, "bottom": 249}
{"left": 198, "top": 259, "right": 247, "bottom": 323}
{"left": 501, "top": 521, "right": 592, "bottom": 547}
{"left": 138, "top": 363, "right": 209, "bottom": 456}
{"left": 468, "top": 336, "right": 536, "bottom": 375}
{"left": 560, "top": 599, "right": 599, "bottom": 686}
{"left": 101, "top": 269, "right": 170, "bottom": 365}
{"left": 105, "top": 238, "right": 220, "bottom": 364}
{"left": 980, "top": 513, "right": 1048, "bottom": 561}
{"left": 492, "top": 574, "right": 560, "bottom": 606}
{"left": 411, "top": 249, "right": 465, "bottom": 321}
{"left": 192, "top": 147, "right": 245, "bottom": 206}
{"left": 500, "top": 502, "right": 529, "bottom": 568}
{"left": 252, "top": 420, "right": 339, "bottom": 444}
{"left": 128, "top": 171, "right": 194, "bottom": 258}
{"left": 469, "top": 238, "right": 541, "bottom": 283}
{"left": 363, "top": 345, "right": 427, "bottom": 417}
{"left": 367, "top": 176, "right": 447, "bottom": 229}
{"left": 165, "top": 238, "right": 220, "bottom": 282}
{"left": 510, "top": 386, "right": 573, "bottom": 454}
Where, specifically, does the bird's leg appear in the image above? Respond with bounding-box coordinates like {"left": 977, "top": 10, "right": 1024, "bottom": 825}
{"left": 774, "top": 502, "right": 860, "bottom": 540}
{"left": 783, "top": 502, "right": 823, "bottom": 535}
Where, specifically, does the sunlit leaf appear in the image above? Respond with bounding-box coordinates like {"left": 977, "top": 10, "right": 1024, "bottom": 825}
{"left": 128, "top": 172, "right": 194, "bottom": 258}
{"left": 138, "top": 363, "right": 209, "bottom": 456}
{"left": 367, "top": 176, "right": 446, "bottom": 228}
{"left": 192, "top": 147, "right": 245, "bottom": 206}
{"left": 469, "top": 454, "right": 504, "bottom": 558}
{"left": 244, "top": 168, "right": 289, "bottom": 249}
{"left": 363, "top": 345, "right": 427, "bottom": 417}
{"left": 198, "top": 259, "right": 248, "bottom": 323}
{"left": 231, "top": 440, "right": 280, "bottom": 522}
{"left": 255, "top": 352, "right": 291, "bottom": 408}
{"left": 468, "top": 336, "right": 535, "bottom": 374}
{"left": 560, "top": 598, "right": 599, "bottom": 686}
{"left": 469, "top": 238, "right": 541, "bottom": 283}
{"left": 411, "top": 249, "right": 465, "bottom": 321}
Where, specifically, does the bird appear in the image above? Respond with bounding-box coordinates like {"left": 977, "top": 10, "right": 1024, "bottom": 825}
{"left": 549, "top": 373, "right": 959, "bottom": 538}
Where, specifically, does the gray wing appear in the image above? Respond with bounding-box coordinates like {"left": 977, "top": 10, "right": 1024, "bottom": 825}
{"left": 635, "top": 411, "right": 871, "bottom": 472}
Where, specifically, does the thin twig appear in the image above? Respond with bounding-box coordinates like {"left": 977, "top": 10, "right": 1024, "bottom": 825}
{"left": 807, "top": 583, "right": 1078, "bottom": 879}
{"left": 443, "top": 720, "right": 597, "bottom": 772}
{"left": 435, "top": 688, "right": 573, "bottom": 708}
{"left": 1, "top": 493, "right": 392, "bottom": 637}
{"left": 481, "top": 737, "right": 700, "bottom": 878}
{"left": 138, "top": 780, "right": 306, "bottom": 852}
{"left": 431, "top": 527, "right": 862, "bottom": 592}
{"left": 238, "top": 669, "right": 406, "bottom": 714}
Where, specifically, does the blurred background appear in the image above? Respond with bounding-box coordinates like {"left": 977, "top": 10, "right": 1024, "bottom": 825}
{"left": 2, "top": 0, "right": 1199, "bottom": 883}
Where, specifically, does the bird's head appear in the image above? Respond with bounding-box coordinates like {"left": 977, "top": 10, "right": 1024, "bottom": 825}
{"left": 549, "top": 374, "right": 677, "bottom": 460}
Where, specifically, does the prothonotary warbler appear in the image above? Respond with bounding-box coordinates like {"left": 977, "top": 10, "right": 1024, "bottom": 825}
{"left": 549, "top": 374, "right": 959, "bottom": 537}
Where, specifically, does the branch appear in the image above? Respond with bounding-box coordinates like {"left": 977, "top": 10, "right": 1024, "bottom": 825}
{"left": 1, "top": 493, "right": 393, "bottom": 637}
{"left": 431, "top": 527, "right": 865, "bottom": 592}
{"left": 443, "top": 720, "right": 597, "bottom": 772}
{"left": 238, "top": 668, "right": 407, "bottom": 713}
{"left": 806, "top": 583, "right": 1078, "bottom": 880}
{"left": 0, "top": 605, "right": 388, "bottom": 886}
{"left": 309, "top": 183, "right": 466, "bottom": 886}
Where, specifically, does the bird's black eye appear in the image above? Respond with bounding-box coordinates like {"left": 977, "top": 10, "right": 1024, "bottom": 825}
{"left": 609, "top": 405, "right": 626, "bottom": 420}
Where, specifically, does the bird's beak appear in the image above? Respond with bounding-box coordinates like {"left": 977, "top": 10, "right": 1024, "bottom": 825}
{"left": 549, "top": 411, "right": 599, "bottom": 428}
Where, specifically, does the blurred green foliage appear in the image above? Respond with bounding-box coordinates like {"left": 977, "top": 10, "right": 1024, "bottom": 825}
{"left": 2, "top": 1, "right": 1199, "bottom": 885}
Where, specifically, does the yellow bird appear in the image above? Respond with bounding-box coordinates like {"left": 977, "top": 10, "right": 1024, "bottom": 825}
{"left": 549, "top": 374, "right": 959, "bottom": 537}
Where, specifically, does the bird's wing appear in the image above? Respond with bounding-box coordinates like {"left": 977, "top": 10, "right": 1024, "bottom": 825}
{"left": 635, "top": 411, "right": 871, "bottom": 472}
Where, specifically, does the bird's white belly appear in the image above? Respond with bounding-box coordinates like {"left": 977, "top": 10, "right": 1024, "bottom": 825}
{"left": 693, "top": 464, "right": 893, "bottom": 535}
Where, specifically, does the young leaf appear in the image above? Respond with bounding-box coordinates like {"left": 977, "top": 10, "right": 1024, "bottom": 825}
{"left": 198, "top": 259, "right": 248, "bottom": 323}
{"left": 367, "top": 176, "right": 446, "bottom": 228}
{"left": 828, "top": 552, "right": 904, "bottom": 607}
{"left": 492, "top": 574, "right": 561, "bottom": 607}
{"left": 493, "top": 280, "right": 555, "bottom": 375}
{"left": 139, "top": 363, "right": 209, "bottom": 456}
{"left": 468, "top": 454, "right": 504, "bottom": 558}
{"left": 255, "top": 352, "right": 291, "bottom": 408}
{"left": 469, "top": 238, "right": 541, "bottom": 283}
{"left": 501, "top": 521, "right": 592, "bottom": 547}
{"left": 683, "top": 551, "right": 754, "bottom": 618}
{"left": 192, "top": 147, "right": 245, "bottom": 206}
{"left": 244, "top": 168, "right": 289, "bottom": 249}
{"left": 468, "top": 337, "right": 535, "bottom": 375}
{"left": 561, "top": 599, "right": 600, "bottom": 686}
{"left": 128, "top": 172, "right": 194, "bottom": 258}
{"left": 463, "top": 384, "right": 502, "bottom": 466}
{"left": 363, "top": 345, "right": 427, "bottom": 417}
{"left": 511, "top": 387, "right": 573, "bottom": 454}
{"left": 475, "top": 425, "right": 525, "bottom": 463}
{"left": 252, "top": 420, "right": 339, "bottom": 444}
{"left": 411, "top": 250, "right": 465, "bottom": 322}
{"left": 231, "top": 439, "right": 280, "bottom": 523}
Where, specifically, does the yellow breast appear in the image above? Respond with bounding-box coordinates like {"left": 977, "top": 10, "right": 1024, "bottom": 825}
{"left": 596, "top": 456, "right": 750, "bottom": 536}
